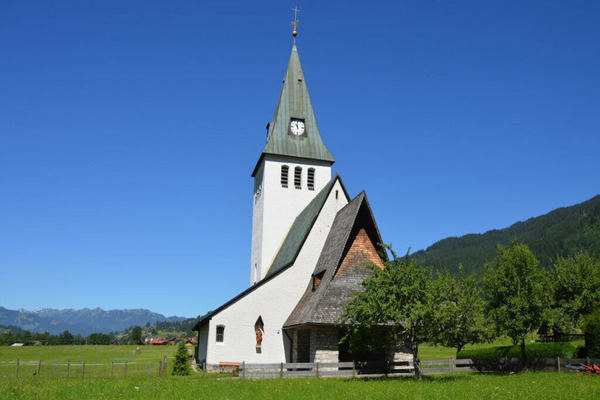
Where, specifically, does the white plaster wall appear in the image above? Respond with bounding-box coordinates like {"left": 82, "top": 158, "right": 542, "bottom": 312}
{"left": 206, "top": 179, "right": 346, "bottom": 365}
{"left": 197, "top": 325, "right": 209, "bottom": 362}
{"left": 250, "top": 163, "right": 265, "bottom": 285}
{"left": 251, "top": 154, "right": 332, "bottom": 285}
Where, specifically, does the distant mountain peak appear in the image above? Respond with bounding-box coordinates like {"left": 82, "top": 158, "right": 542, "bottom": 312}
{"left": 0, "top": 307, "right": 186, "bottom": 336}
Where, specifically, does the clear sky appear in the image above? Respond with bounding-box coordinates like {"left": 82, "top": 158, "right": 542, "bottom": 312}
{"left": 1, "top": 1, "right": 598, "bottom": 319}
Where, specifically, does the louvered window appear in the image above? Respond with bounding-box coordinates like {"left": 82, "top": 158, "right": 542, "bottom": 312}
{"left": 294, "top": 167, "right": 302, "bottom": 189}
{"left": 281, "top": 165, "right": 289, "bottom": 188}
{"left": 307, "top": 168, "right": 315, "bottom": 190}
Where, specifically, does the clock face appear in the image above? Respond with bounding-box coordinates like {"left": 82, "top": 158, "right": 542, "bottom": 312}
{"left": 290, "top": 120, "right": 305, "bottom": 136}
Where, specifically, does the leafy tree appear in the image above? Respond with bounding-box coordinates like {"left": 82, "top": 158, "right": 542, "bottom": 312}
{"left": 130, "top": 326, "right": 143, "bottom": 345}
{"left": 550, "top": 252, "right": 600, "bottom": 330}
{"left": 87, "top": 332, "right": 111, "bottom": 345}
{"left": 483, "top": 241, "right": 551, "bottom": 363}
{"left": 584, "top": 310, "right": 600, "bottom": 358}
{"left": 172, "top": 341, "right": 191, "bottom": 376}
{"left": 60, "top": 330, "right": 74, "bottom": 344}
{"left": 339, "top": 245, "right": 436, "bottom": 380}
{"left": 433, "top": 266, "right": 492, "bottom": 354}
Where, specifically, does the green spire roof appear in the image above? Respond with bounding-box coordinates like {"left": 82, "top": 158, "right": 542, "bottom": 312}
{"left": 252, "top": 44, "right": 334, "bottom": 176}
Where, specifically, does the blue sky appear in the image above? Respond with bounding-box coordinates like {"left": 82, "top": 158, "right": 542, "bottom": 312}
{"left": 1, "top": 1, "right": 598, "bottom": 319}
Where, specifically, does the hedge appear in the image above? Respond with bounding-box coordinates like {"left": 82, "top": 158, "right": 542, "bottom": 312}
{"left": 457, "top": 342, "right": 576, "bottom": 360}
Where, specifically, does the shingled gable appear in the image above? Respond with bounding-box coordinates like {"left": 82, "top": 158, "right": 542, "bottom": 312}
{"left": 284, "top": 191, "right": 385, "bottom": 328}
{"left": 193, "top": 174, "right": 349, "bottom": 331}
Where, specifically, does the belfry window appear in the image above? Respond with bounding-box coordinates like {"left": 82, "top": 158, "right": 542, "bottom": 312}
{"left": 307, "top": 168, "right": 315, "bottom": 191}
{"left": 216, "top": 325, "right": 225, "bottom": 343}
{"left": 281, "top": 165, "right": 289, "bottom": 188}
{"left": 294, "top": 167, "right": 302, "bottom": 189}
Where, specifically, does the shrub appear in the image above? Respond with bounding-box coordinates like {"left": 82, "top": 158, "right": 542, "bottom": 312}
{"left": 575, "top": 345, "right": 587, "bottom": 358}
{"left": 172, "top": 342, "right": 192, "bottom": 376}
{"left": 457, "top": 342, "right": 576, "bottom": 360}
{"left": 584, "top": 310, "right": 600, "bottom": 358}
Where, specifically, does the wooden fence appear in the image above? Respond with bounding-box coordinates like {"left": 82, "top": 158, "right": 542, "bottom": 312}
{"left": 210, "top": 357, "right": 600, "bottom": 378}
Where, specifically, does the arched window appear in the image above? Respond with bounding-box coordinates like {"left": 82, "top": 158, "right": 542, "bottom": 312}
{"left": 216, "top": 325, "right": 225, "bottom": 343}
{"left": 307, "top": 168, "right": 315, "bottom": 191}
{"left": 294, "top": 167, "right": 302, "bottom": 189}
{"left": 281, "top": 165, "right": 289, "bottom": 188}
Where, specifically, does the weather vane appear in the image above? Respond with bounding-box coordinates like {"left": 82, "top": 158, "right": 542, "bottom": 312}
{"left": 291, "top": 7, "right": 300, "bottom": 39}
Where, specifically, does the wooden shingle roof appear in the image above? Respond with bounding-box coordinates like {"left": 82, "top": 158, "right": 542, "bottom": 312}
{"left": 284, "top": 192, "right": 385, "bottom": 328}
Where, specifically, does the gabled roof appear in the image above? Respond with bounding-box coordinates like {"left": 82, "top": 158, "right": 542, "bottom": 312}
{"left": 284, "top": 192, "right": 385, "bottom": 328}
{"left": 265, "top": 174, "right": 348, "bottom": 278}
{"left": 252, "top": 44, "right": 334, "bottom": 177}
{"left": 193, "top": 175, "right": 349, "bottom": 331}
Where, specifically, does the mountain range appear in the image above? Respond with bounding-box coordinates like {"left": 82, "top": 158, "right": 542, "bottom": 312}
{"left": 410, "top": 195, "right": 600, "bottom": 276}
{"left": 0, "top": 307, "right": 185, "bottom": 336}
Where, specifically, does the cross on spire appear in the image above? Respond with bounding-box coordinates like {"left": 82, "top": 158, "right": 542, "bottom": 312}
{"left": 291, "top": 7, "right": 300, "bottom": 39}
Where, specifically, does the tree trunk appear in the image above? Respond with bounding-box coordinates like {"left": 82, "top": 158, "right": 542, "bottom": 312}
{"left": 412, "top": 342, "right": 422, "bottom": 380}
{"left": 520, "top": 336, "right": 527, "bottom": 369}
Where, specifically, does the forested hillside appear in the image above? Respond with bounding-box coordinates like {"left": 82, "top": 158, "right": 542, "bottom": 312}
{"left": 410, "top": 195, "right": 600, "bottom": 276}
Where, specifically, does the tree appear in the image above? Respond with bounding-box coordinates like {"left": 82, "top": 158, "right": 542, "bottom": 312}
{"left": 433, "top": 266, "right": 492, "bottom": 354}
{"left": 60, "top": 330, "right": 74, "bottom": 344}
{"left": 172, "top": 341, "right": 192, "bottom": 376}
{"left": 130, "top": 326, "right": 143, "bottom": 345}
{"left": 483, "top": 241, "right": 551, "bottom": 363}
{"left": 551, "top": 252, "right": 600, "bottom": 330}
{"left": 339, "top": 245, "right": 436, "bottom": 380}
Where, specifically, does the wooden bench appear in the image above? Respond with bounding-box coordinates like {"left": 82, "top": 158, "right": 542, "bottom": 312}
{"left": 219, "top": 361, "right": 241, "bottom": 375}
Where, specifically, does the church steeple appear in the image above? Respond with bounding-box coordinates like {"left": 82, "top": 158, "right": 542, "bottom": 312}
{"left": 250, "top": 32, "right": 335, "bottom": 286}
{"left": 252, "top": 44, "right": 334, "bottom": 177}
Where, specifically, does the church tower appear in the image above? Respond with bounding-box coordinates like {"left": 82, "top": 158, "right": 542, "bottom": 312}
{"left": 250, "top": 39, "right": 335, "bottom": 285}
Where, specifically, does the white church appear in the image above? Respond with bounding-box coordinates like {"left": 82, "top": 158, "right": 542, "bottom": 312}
{"left": 194, "top": 33, "right": 407, "bottom": 369}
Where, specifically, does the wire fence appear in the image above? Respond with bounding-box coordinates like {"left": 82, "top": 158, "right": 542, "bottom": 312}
{"left": 0, "top": 356, "right": 171, "bottom": 379}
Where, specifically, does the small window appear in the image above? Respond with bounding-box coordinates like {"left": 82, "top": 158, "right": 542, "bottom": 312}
{"left": 307, "top": 168, "right": 315, "bottom": 191}
{"left": 216, "top": 325, "right": 225, "bottom": 343}
{"left": 294, "top": 167, "right": 302, "bottom": 189}
{"left": 281, "top": 165, "right": 289, "bottom": 188}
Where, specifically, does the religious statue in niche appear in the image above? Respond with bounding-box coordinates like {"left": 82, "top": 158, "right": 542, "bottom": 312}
{"left": 256, "top": 327, "right": 263, "bottom": 347}
{"left": 255, "top": 316, "right": 264, "bottom": 350}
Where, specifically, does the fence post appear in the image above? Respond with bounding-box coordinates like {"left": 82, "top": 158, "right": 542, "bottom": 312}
{"left": 316, "top": 362, "right": 320, "bottom": 378}
{"left": 148, "top": 361, "right": 151, "bottom": 378}
{"left": 352, "top": 361, "right": 356, "bottom": 378}
{"left": 163, "top": 356, "right": 167, "bottom": 377}
{"left": 242, "top": 361, "right": 246, "bottom": 379}
{"left": 449, "top": 358, "right": 453, "bottom": 373}
{"left": 557, "top": 357, "right": 561, "bottom": 372}
{"left": 280, "top": 362, "right": 283, "bottom": 378}
{"left": 124, "top": 359, "right": 127, "bottom": 379}
{"left": 16, "top": 359, "right": 19, "bottom": 377}
{"left": 82, "top": 361, "right": 85, "bottom": 379}
{"left": 36, "top": 360, "right": 41, "bottom": 376}
{"left": 67, "top": 359, "right": 70, "bottom": 378}
{"left": 202, "top": 361, "right": 206, "bottom": 378}
{"left": 111, "top": 360, "right": 114, "bottom": 378}
{"left": 587, "top": 357, "right": 590, "bottom": 365}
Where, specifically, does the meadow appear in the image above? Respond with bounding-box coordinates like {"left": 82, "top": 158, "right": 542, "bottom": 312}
{"left": 0, "top": 344, "right": 598, "bottom": 400}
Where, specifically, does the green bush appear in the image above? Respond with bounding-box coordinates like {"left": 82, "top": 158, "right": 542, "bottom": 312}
{"left": 584, "top": 310, "right": 600, "bottom": 358}
{"left": 171, "top": 342, "right": 192, "bottom": 376}
{"left": 457, "top": 342, "right": 576, "bottom": 360}
{"left": 575, "top": 345, "right": 587, "bottom": 358}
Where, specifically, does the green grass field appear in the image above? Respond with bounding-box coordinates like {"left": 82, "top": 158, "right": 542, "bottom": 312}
{"left": 1, "top": 343, "right": 598, "bottom": 399}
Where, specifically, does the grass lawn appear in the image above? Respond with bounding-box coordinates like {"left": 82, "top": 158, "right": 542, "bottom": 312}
{"left": 0, "top": 372, "right": 598, "bottom": 399}
{"left": 1, "top": 343, "right": 597, "bottom": 399}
